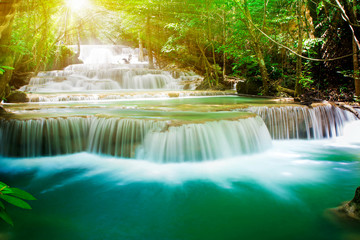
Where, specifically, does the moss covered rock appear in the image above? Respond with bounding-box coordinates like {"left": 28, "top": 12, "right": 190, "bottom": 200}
{"left": 330, "top": 187, "right": 360, "bottom": 223}
{"left": 5, "top": 91, "right": 29, "bottom": 103}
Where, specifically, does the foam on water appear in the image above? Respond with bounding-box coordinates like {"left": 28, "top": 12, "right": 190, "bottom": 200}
{"left": 0, "top": 138, "right": 358, "bottom": 198}
{"left": 343, "top": 121, "right": 360, "bottom": 144}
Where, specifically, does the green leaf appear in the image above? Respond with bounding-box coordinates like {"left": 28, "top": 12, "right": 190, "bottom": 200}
{"left": 0, "top": 186, "right": 12, "bottom": 195}
{"left": 0, "top": 209, "right": 13, "bottom": 226}
{"left": 0, "top": 201, "right": 4, "bottom": 209}
{"left": 9, "top": 188, "right": 36, "bottom": 201}
{"left": 0, "top": 182, "right": 7, "bottom": 188}
{"left": 0, "top": 195, "right": 32, "bottom": 209}
{"left": 0, "top": 66, "right": 14, "bottom": 70}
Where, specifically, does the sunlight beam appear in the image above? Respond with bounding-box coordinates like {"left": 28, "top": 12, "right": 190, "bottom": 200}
{"left": 65, "top": 0, "right": 91, "bottom": 11}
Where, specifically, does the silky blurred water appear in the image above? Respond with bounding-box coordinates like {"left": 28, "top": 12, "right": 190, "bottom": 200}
{"left": 0, "top": 135, "right": 359, "bottom": 240}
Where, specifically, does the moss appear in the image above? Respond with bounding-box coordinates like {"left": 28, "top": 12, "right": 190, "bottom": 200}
{"left": 5, "top": 91, "right": 29, "bottom": 103}
{"left": 329, "top": 187, "right": 360, "bottom": 224}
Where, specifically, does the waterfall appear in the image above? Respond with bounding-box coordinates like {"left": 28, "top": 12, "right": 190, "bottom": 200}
{"left": 0, "top": 116, "right": 271, "bottom": 162}
{"left": 136, "top": 117, "right": 272, "bottom": 162}
{"left": 21, "top": 65, "right": 193, "bottom": 92}
{"left": 87, "top": 118, "right": 166, "bottom": 157}
{"left": 20, "top": 45, "right": 200, "bottom": 93}
{"left": 0, "top": 117, "right": 90, "bottom": 157}
{"left": 248, "top": 104, "right": 358, "bottom": 139}
{"left": 0, "top": 117, "right": 166, "bottom": 158}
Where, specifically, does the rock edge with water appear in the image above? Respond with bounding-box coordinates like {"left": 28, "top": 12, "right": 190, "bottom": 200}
{"left": 330, "top": 187, "right": 360, "bottom": 223}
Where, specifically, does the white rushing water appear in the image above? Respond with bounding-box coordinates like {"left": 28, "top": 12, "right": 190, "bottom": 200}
{"left": 1, "top": 135, "right": 358, "bottom": 194}
{"left": 248, "top": 105, "right": 358, "bottom": 139}
{"left": 20, "top": 45, "right": 200, "bottom": 93}
{"left": 136, "top": 117, "right": 271, "bottom": 162}
{"left": 8, "top": 45, "right": 360, "bottom": 166}
{"left": 0, "top": 116, "right": 272, "bottom": 162}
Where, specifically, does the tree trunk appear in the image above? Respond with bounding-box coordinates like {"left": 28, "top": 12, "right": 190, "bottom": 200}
{"left": 353, "top": 1, "right": 360, "bottom": 97}
{"left": 146, "top": 16, "right": 154, "bottom": 69}
{"left": 295, "top": 0, "right": 303, "bottom": 97}
{"left": 222, "top": 10, "right": 227, "bottom": 79}
{"left": 0, "top": 0, "right": 21, "bottom": 99}
{"left": 354, "top": 41, "right": 360, "bottom": 98}
{"left": 138, "top": 32, "right": 144, "bottom": 62}
{"left": 253, "top": 45, "right": 270, "bottom": 94}
{"left": 242, "top": 2, "right": 270, "bottom": 94}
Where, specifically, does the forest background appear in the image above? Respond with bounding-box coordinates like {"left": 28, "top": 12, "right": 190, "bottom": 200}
{"left": 0, "top": 0, "right": 359, "bottom": 101}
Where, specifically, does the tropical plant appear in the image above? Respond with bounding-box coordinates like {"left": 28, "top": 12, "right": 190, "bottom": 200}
{"left": 0, "top": 66, "right": 14, "bottom": 75}
{"left": 0, "top": 181, "right": 36, "bottom": 226}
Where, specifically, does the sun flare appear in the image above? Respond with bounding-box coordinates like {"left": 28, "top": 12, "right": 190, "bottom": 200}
{"left": 65, "top": 0, "right": 91, "bottom": 11}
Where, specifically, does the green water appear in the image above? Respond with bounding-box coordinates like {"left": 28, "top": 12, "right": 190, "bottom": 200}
{"left": 3, "top": 96, "right": 290, "bottom": 113}
{"left": 1, "top": 96, "right": 359, "bottom": 239}
{"left": 0, "top": 139, "right": 359, "bottom": 240}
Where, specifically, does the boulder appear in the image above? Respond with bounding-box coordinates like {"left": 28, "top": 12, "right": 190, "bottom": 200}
{"left": 168, "top": 92, "right": 180, "bottom": 98}
{"left": 10, "top": 72, "right": 34, "bottom": 89}
{"left": 5, "top": 91, "right": 29, "bottom": 103}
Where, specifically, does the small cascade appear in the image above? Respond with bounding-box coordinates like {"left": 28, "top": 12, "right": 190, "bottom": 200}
{"left": 136, "top": 117, "right": 272, "bottom": 162}
{"left": 0, "top": 117, "right": 166, "bottom": 158}
{"left": 0, "top": 116, "right": 271, "bottom": 162}
{"left": 248, "top": 104, "right": 358, "bottom": 139}
{"left": 20, "top": 45, "right": 200, "bottom": 93}
{"left": 0, "top": 117, "right": 90, "bottom": 157}
{"left": 122, "top": 74, "right": 178, "bottom": 89}
{"left": 87, "top": 118, "right": 166, "bottom": 157}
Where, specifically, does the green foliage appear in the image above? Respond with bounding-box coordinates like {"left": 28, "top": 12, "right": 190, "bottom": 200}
{"left": 3, "top": 0, "right": 357, "bottom": 96}
{"left": 0, "top": 66, "right": 15, "bottom": 75}
{"left": 0, "top": 181, "right": 36, "bottom": 226}
{"left": 299, "top": 74, "right": 314, "bottom": 89}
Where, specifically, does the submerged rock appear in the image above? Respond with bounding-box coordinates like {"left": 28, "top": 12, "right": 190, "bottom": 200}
{"left": 329, "top": 187, "right": 360, "bottom": 223}
{"left": 5, "top": 91, "right": 29, "bottom": 103}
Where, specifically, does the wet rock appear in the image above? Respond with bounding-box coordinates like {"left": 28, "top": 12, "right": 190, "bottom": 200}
{"left": 212, "top": 83, "right": 228, "bottom": 91}
{"left": 329, "top": 187, "right": 360, "bottom": 223}
{"left": 168, "top": 93, "right": 180, "bottom": 98}
{"left": 183, "top": 83, "right": 191, "bottom": 90}
{"left": 10, "top": 72, "right": 34, "bottom": 89}
{"left": 275, "top": 91, "right": 292, "bottom": 98}
{"left": 5, "top": 91, "right": 29, "bottom": 103}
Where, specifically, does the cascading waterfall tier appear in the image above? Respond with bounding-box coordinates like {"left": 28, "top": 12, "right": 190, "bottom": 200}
{"left": 0, "top": 117, "right": 165, "bottom": 158}
{"left": 0, "top": 116, "right": 271, "bottom": 162}
{"left": 136, "top": 117, "right": 272, "bottom": 163}
{"left": 248, "top": 104, "right": 358, "bottom": 139}
{"left": 20, "top": 45, "right": 200, "bottom": 93}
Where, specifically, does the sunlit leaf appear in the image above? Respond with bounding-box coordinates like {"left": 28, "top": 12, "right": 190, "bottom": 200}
{"left": 9, "top": 188, "right": 36, "bottom": 201}
{"left": 0, "top": 66, "right": 14, "bottom": 70}
{"left": 0, "top": 195, "right": 32, "bottom": 210}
